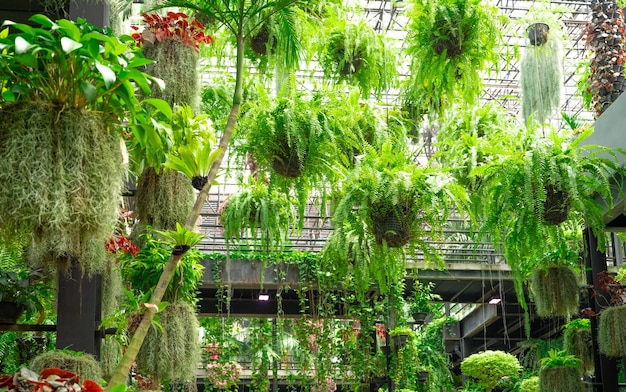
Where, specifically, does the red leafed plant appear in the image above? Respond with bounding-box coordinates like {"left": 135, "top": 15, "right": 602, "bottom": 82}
{"left": 131, "top": 12, "right": 215, "bottom": 51}
{"left": 0, "top": 368, "right": 103, "bottom": 392}
{"left": 105, "top": 234, "right": 139, "bottom": 257}
{"left": 593, "top": 271, "right": 626, "bottom": 307}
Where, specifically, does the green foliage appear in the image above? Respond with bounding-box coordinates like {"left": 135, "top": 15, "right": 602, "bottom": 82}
{"left": 460, "top": 350, "right": 521, "bottom": 392}
{"left": 521, "top": 34, "right": 563, "bottom": 124}
{"left": 413, "top": 318, "right": 455, "bottom": 391}
{"left": 118, "top": 227, "right": 204, "bottom": 304}
{"left": 0, "top": 246, "right": 55, "bottom": 321}
{"left": 408, "top": 279, "right": 441, "bottom": 316}
{"left": 598, "top": 305, "right": 626, "bottom": 357}
{"left": 323, "top": 141, "right": 468, "bottom": 297}
{"left": 472, "top": 124, "right": 626, "bottom": 315}
{"left": 0, "top": 103, "right": 124, "bottom": 273}
{"left": 220, "top": 178, "right": 297, "bottom": 250}
{"left": 530, "top": 265, "right": 580, "bottom": 318}
{"left": 318, "top": 11, "right": 398, "bottom": 98}
{"left": 404, "top": 0, "right": 505, "bottom": 117}
{"left": 390, "top": 330, "right": 420, "bottom": 390}
{"left": 563, "top": 319, "right": 593, "bottom": 375}
{"left": 159, "top": 0, "right": 304, "bottom": 74}
{"left": 519, "top": 376, "right": 539, "bottom": 392}
{"left": 236, "top": 83, "right": 347, "bottom": 221}
{"left": 0, "top": 14, "right": 160, "bottom": 123}
{"left": 136, "top": 301, "right": 200, "bottom": 384}
{"left": 538, "top": 350, "right": 584, "bottom": 392}
{"left": 158, "top": 222, "right": 205, "bottom": 248}
{"left": 30, "top": 350, "right": 103, "bottom": 383}
{"left": 434, "top": 103, "right": 513, "bottom": 192}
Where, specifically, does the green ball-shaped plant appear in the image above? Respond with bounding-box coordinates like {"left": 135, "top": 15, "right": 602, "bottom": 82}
{"left": 460, "top": 350, "right": 522, "bottom": 392}
{"left": 520, "top": 376, "right": 539, "bottom": 392}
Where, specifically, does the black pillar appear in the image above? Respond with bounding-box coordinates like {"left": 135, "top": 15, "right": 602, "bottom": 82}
{"left": 584, "top": 226, "right": 619, "bottom": 392}
{"left": 56, "top": 262, "right": 102, "bottom": 358}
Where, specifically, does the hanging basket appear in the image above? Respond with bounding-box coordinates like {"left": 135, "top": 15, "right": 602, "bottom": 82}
{"left": 538, "top": 366, "right": 585, "bottom": 392}
{"left": 370, "top": 203, "right": 412, "bottom": 248}
{"left": 531, "top": 266, "right": 580, "bottom": 318}
{"left": 527, "top": 22, "right": 550, "bottom": 46}
{"left": 432, "top": 37, "right": 463, "bottom": 58}
{"left": 542, "top": 184, "right": 570, "bottom": 225}
{"left": 249, "top": 24, "right": 276, "bottom": 56}
{"left": 598, "top": 304, "right": 626, "bottom": 357}
{"left": 272, "top": 141, "right": 303, "bottom": 178}
{"left": 563, "top": 327, "right": 593, "bottom": 374}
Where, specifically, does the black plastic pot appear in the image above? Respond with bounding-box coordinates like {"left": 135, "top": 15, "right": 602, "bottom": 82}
{"left": 527, "top": 22, "right": 550, "bottom": 46}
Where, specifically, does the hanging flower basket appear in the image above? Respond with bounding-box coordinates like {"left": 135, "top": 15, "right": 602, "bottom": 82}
{"left": 527, "top": 22, "right": 550, "bottom": 46}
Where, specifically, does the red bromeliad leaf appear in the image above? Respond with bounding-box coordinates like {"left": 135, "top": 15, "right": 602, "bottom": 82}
{"left": 0, "top": 375, "right": 15, "bottom": 388}
{"left": 82, "top": 379, "right": 104, "bottom": 392}
{"left": 40, "top": 368, "right": 77, "bottom": 381}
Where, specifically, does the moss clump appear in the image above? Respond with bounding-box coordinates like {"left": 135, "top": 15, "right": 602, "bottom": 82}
{"left": 142, "top": 39, "right": 199, "bottom": 109}
{"left": 30, "top": 350, "right": 102, "bottom": 382}
{"left": 136, "top": 302, "right": 200, "bottom": 383}
{"left": 134, "top": 167, "right": 195, "bottom": 231}
{"left": 531, "top": 266, "right": 580, "bottom": 318}
{"left": 598, "top": 305, "right": 626, "bottom": 357}
{"left": 538, "top": 366, "right": 584, "bottom": 392}
{"left": 0, "top": 102, "right": 124, "bottom": 273}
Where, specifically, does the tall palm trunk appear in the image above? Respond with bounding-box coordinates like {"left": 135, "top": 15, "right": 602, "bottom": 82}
{"left": 106, "top": 34, "right": 245, "bottom": 389}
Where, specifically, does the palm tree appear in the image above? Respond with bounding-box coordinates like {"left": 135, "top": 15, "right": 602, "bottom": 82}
{"left": 105, "top": 1, "right": 304, "bottom": 388}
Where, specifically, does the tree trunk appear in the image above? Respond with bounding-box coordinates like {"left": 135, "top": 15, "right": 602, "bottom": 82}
{"left": 105, "top": 33, "right": 245, "bottom": 390}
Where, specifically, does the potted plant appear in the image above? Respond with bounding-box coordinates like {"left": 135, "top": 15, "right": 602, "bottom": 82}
{"left": 0, "top": 366, "right": 104, "bottom": 392}
{"left": 389, "top": 327, "right": 415, "bottom": 348}
{"left": 529, "top": 245, "right": 581, "bottom": 318}
{"left": 219, "top": 176, "right": 297, "bottom": 250}
{"left": 0, "top": 14, "right": 159, "bottom": 273}
{"left": 562, "top": 318, "right": 593, "bottom": 374}
{"left": 538, "top": 349, "right": 584, "bottom": 392}
{"left": 594, "top": 271, "right": 626, "bottom": 357}
{"left": 517, "top": 0, "right": 570, "bottom": 124}
{"left": 317, "top": 12, "right": 398, "bottom": 98}
{"left": 407, "top": 280, "right": 441, "bottom": 324}
{"left": 235, "top": 83, "right": 347, "bottom": 222}
{"left": 205, "top": 361, "right": 243, "bottom": 389}
{"left": 403, "top": 0, "right": 505, "bottom": 117}
{"left": 434, "top": 102, "right": 512, "bottom": 192}
{"left": 520, "top": 23, "right": 564, "bottom": 124}
{"left": 324, "top": 141, "right": 468, "bottom": 296}
{"left": 460, "top": 350, "right": 522, "bottom": 392}
{"left": 131, "top": 11, "right": 214, "bottom": 109}
{"left": 473, "top": 123, "right": 625, "bottom": 312}
{"left": 163, "top": 105, "right": 221, "bottom": 191}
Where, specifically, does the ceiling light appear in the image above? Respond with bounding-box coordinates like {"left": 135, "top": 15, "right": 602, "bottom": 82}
{"left": 258, "top": 293, "right": 270, "bottom": 301}
{"left": 488, "top": 297, "right": 502, "bottom": 305}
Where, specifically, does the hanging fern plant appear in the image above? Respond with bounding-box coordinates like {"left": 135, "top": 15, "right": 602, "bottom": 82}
{"left": 403, "top": 0, "right": 505, "bottom": 117}
{"left": 318, "top": 12, "right": 398, "bottom": 98}
{"left": 323, "top": 141, "right": 468, "bottom": 297}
